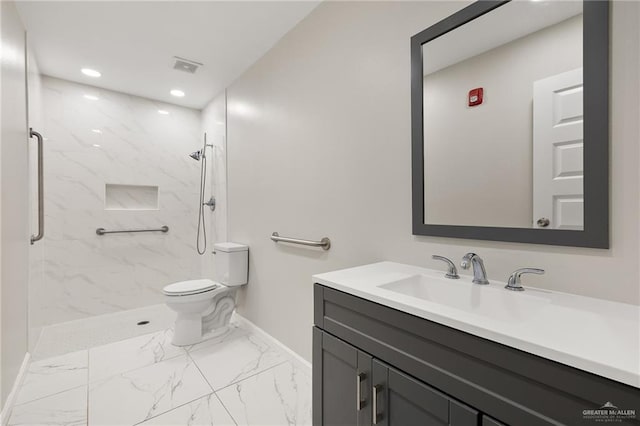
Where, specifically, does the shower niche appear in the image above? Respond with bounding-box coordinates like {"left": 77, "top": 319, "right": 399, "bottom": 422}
{"left": 104, "top": 183, "right": 159, "bottom": 210}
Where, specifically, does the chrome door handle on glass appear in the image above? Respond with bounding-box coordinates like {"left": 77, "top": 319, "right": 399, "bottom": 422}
{"left": 460, "top": 252, "right": 489, "bottom": 284}
{"left": 432, "top": 255, "right": 459, "bottom": 279}
{"left": 30, "top": 128, "right": 44, "bottom": 244}
{"left": 506, "top": 268, "right": 545, "bottom": 291}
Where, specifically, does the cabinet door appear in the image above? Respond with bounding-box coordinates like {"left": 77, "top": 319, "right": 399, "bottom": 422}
{"left": 313, "top": 328, "right": 372, "bottom": 426}
{"left": 371, "top": 360, "right": 479, "bottom": 426}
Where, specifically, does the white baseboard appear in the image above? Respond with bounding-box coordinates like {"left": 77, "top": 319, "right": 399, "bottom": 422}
{"left": 0, "top": 352, "right": 30, "bottom": 426}
{"left": 233, "top": 313, "right": 312, "bottom": 371}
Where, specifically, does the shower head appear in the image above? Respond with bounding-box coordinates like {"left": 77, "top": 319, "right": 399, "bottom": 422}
{"left": 189, "top": 150, "right": 202, "bottom": 161}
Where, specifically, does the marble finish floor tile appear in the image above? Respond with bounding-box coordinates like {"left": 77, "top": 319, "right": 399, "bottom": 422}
{"left": 89, "top": 354, "right": 212, "bottom": 425}
{"left": 189, "top": 331, "right": 289, "bottom": 391}
{"left": 216, "top": 361, "right": 312, "bottom": 426}
{"left": 8, "top": 385, "right": 87, "bottom": 426}
{"left": 15, "top": 349, "right": 88, "bottom": 405}
{"left": 139, "top": 393, "right": 236, "bottom": 426}
{"left": 13, "top": 310, "right": 312, "bottom": 426}
{"left": 185, "top": 323, "right": 249, "bottom": 353}
{"left": 89, "top": 328, "right": 185, "bottom": 382}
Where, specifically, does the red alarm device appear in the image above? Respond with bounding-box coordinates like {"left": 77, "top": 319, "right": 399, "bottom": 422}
{"left": 468, "top": 87, "right": 483, "bottom": 107}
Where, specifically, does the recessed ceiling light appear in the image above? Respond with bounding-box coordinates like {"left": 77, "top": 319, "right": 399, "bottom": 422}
{"left": 93, "top": 144, "right": 101, "bottom": 148}
{"left": 170, "top": 89, "right": 185, "bottom": 97}
{"left": 84, "top": 94, "right": 99, "bottom": 101}
{"left": 158, "top": 110, "right": 169, "bottom": 115}
{"left": 81, "top": 68, "right": 101, "bottom": 78}
{"left": 91, "top": 129, "right": 102, "bottom": 134}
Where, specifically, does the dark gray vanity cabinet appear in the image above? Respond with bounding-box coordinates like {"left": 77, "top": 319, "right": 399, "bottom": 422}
{"left": 313, "top": 284, "right": 640, "bottom": 426}
{"left": 314, "top": 327, "right": 478, "bottom": 426}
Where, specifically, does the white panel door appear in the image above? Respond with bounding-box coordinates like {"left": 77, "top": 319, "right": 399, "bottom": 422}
{"left": 533, "top": 68, "right": 584, "bottom": 230}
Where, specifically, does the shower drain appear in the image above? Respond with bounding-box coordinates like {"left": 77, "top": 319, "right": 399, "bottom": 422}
{"left": 137, "top": 320, "right": 150, "bottom": 326}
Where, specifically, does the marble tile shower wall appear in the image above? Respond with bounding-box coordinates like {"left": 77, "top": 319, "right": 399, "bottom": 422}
{"left": 32, "top": 76, "right": 218, "bottom": 332}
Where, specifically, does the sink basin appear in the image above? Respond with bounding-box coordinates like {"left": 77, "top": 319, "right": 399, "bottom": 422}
{"left": 379, "top": 274, "right": 551, "bottom": 323}
{"left": 313, "top": 261, "right": 640, "bottom": 388}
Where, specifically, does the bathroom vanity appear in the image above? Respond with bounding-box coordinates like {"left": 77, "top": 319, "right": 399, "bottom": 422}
{"left": 312, "top": 262, "right": 640, "bottom": 426}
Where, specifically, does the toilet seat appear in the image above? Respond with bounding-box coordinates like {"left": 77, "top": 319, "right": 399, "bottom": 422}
{"left": 163, "top": 279, "right": 222, "bottom": 296}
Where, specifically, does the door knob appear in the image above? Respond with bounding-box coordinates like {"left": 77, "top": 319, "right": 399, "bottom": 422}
{"left": 536, "top": 218, "right": 550, "bottom": 227}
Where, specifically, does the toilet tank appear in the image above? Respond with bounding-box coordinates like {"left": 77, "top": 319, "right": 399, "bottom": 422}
{"left": 213, "top": 242, "right": 248, "bottom": 287}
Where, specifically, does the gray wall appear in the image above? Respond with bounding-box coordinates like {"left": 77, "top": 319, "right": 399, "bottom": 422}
{"left": 229, "top": 0, "right": 638, "bottom": 362}
{"left": 0, "top": 0, "right": 29, "bottom": 405}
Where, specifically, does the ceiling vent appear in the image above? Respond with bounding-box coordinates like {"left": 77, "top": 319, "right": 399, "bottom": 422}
{"left": 172, "top": 56, "right": 203, "bottom": 74}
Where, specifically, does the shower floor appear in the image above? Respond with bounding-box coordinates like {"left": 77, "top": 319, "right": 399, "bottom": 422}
{"left": 32, "top": 304, "right": 175, "bottom": 360}
{"left": 11, "top": 311, "right": 312, "bottom": 425}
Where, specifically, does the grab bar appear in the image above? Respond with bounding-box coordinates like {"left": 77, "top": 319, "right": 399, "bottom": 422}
{"left": 30, "top": 128, "right": 44, "bottom": 245}
{"left": 271, "top": 232, "right": 331, "bottom": 250}
{"left": 96, "top": 226, "right": 169, "bottom": 236}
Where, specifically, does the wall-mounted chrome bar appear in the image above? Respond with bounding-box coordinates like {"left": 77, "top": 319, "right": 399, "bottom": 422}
{"left": 271, "top": 232, "right": 331, "bottom": 250}
{"left": 30, "top": 128, "right": 44, "bottom": 245}
{"left": 96, "top": 226, "right": 169, "bottom": 236}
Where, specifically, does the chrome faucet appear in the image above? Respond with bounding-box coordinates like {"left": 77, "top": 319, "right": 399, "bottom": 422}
{"left": 432, "top": 255, "right": 460, "bottom": 279}
{"left": 505, "top": 268, "right": 545, "bottom": 291}
{"left": 460, "top": 253, "right": 489, "bottom": 284}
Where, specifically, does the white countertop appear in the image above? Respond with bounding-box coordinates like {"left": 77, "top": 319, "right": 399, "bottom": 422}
{"left": 313, "top": 261, "right": 640, "bottom": 388}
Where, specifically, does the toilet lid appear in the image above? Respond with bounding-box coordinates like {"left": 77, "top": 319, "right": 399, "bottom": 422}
{"left": 163, "top": 279, "right": 221, "bottom": 296}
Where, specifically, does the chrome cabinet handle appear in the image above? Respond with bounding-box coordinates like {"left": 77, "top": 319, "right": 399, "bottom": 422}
{"left": 432, "top": 255, "right": 460, "bottom": 279}
{"left": 30, "top": 128, "right": 44, "bottom": 244}
{"left": 505, "top": 268, "right": 545, "bottom": 291}
{"left": 372, "top": 384, "right": 382, "bottom": 424}
{"left": 356, "top": 373, "right": 365, "bottom": 410}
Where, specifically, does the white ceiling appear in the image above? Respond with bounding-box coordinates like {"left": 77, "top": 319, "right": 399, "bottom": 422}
{"left": 17, "top": 1, "right": 320, "bottom": 109}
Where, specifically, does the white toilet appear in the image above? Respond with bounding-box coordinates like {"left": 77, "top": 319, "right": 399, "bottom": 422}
{"left": 163, "top": 242, "right": 248, "bottom": 346}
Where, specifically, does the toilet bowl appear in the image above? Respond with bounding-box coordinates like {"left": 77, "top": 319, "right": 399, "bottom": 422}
{"left": 163, "top": 242, "right": 248, "bottom": 346}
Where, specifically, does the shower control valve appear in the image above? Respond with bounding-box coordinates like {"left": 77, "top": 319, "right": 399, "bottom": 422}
{"left": 203, "top": 196, "right": 216, "bottom": 212}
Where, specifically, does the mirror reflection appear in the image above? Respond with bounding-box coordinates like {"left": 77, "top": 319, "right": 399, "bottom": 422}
{"left": 422, "top": 1, "right": 583, "bottom": 230}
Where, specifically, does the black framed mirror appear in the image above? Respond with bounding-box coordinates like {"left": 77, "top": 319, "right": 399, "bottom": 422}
{"left": 411, "top": 0, "right": 609, "bottom": 248}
